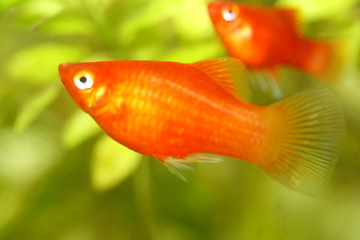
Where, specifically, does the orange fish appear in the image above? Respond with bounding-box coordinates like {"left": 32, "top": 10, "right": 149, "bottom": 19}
{"left": 208, "top": 1, "right": 336, "bottom": 79}
{"left": 59, "top": 57, "right": 345, "bottom": 196}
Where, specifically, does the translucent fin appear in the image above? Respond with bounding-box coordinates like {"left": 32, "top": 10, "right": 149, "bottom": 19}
{"left": 182, "top": 153, "right": 223, "bottom": 163}
{"left": 260, "top": 88, "right": 345, "bottom": 196}
{"left": 318, "top": 39, "right": 350, "bottom": 86}
{"left": 298, "top": 38, "right": 349, "bottom": 85}
{"left": 191, "top": 57, "right": 251, "bottom": 100}
{"left": 300, "top": 40, "right": 333, "bottom": 80}
{"left": 164, "top": 161, "right": 196, "bottom": 182}
{"left": 249, "top": 70, "right": 284, "bottom": 100}
{"left": 163, "top": 154, "right": 223, "bottom": 181}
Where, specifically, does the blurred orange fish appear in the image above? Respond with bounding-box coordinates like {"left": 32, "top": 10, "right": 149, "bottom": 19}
{"left": 59, "top": 57, "right": 345, "bottom": 196}
{"left": 208, "top": 1, "right": 339, "bottom": 80}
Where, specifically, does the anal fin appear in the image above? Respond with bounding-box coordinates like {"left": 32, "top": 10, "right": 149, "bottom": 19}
{"left": 249, "top": 69, "right": 284, "bottom": 100}
{"left": 163, "top": 154, "right": 223, "bottom": 181}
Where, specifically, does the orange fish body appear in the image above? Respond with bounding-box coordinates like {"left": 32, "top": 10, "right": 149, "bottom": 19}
{"left": 59, "top": 59, "right": 261, "bottom": 161}
{"left": 208, "top": 2, "right": 332, "bottom": 77}
{"left": 59, "top": 57, "right": 345, "bottom": 196}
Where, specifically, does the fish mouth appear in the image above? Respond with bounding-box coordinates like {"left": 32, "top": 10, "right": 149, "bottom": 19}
{"left": 59, "top": 63, "right": 70, "bottom": 71}
{"left": 58, "top": 63, "right": 71, "bottom": 83}
{"left": 207, "top": 3, "right": 217, "bottom": 16}
{"left": 207, "top": 2, "right": 224, "bottom": 17}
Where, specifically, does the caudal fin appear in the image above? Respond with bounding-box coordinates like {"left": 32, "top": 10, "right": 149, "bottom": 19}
{"left": 322, "top": 39, "right": 349, "bottom": 85}
{"left": 302, "top": 39, "right": 348, "bottom": 85}
{"left": 259, "top": 88, "right": 345, "bottom": 196}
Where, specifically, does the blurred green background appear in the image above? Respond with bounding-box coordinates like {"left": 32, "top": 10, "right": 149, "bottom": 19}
{"left": 1, "top": 0, "right": 360, "bottom": 239}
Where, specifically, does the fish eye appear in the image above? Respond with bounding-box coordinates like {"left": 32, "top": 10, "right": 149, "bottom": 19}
{"left": 221, "top": 4, "right": 239, "bottom": 21}
{"left": 74, "top": 70, "right": 94, "bottom": 90}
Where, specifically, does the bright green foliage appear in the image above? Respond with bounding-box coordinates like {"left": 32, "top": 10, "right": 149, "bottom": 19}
{"left": 277, "top": 0, "right": 360, "bottom": 21}
{"left": 161, "top": 41, "right": 225, "bottom": 62}
{"left": 39, "top": 17, "right": 95, "bottom": 36}
{"left": 62, "top": 109, "right": 102, "bottom": 148}
{"left": 7, "top": 44, "right": 86, "bottom": 85}
{"left": 14, "top": 83, "right": 60, "bottom": 132}
{"left": 20, "top": 0, "right": 64, "bottom": 18}
{"left": 91, "top": 135, "right": 142, "bottom": 191}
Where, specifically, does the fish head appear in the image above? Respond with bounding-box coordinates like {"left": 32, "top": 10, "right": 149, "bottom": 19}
{"left": 208, "top": 1, "right": 253, "bottom": 42}
{"left": 59, "top": 62, "right": 111, "bottom": 115}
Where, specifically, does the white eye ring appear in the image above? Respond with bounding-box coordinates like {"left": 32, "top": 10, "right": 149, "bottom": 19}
{"left": 74, "top": 72, "right": 94, "bottom": 90}
{"left": 223, "top": 10, "right": 236, "bottom": 21}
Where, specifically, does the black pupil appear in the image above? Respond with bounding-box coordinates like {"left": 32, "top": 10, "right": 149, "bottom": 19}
{"left": 79, "top": 76, "right": 87, "bottom": 83}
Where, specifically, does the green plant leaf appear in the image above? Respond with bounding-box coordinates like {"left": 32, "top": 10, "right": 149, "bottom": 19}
{"left": 62, "top": 109, "right": 102, "bottom": 149}
{"left": 22, "top": 0, "right": 63, "bottom": 18}
{"left": 7, "top": 43, "right": 86, "bottom": 85}
{"left": 117, "top": 0, "right": 179, "bottom": 45}
{"left": 0, "top": 0, "right": 27, "bottom": 12}
{"left": 39, "top": 17, "right": 95, "bottom": 36}
{"left": 277, "top": 0, "right": 359, "bottom": 21}
{"left": 14, "top": 83, "right": 60, "bottom": 132}
{"left": 160, "top": 41, "right": 225, "bottom": 63}
{"left": 173, "top": 0, "right": 214, "bottom": 41}
{"left": 91, "top": 135, "right": 142, "bottom": 191}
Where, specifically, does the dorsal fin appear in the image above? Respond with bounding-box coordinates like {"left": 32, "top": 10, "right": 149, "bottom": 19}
{"left": 275, "top": 8, "right": 300, "bottom": 34}
{"left": 191, "top": 57, "right": 251, "bottom": 100}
